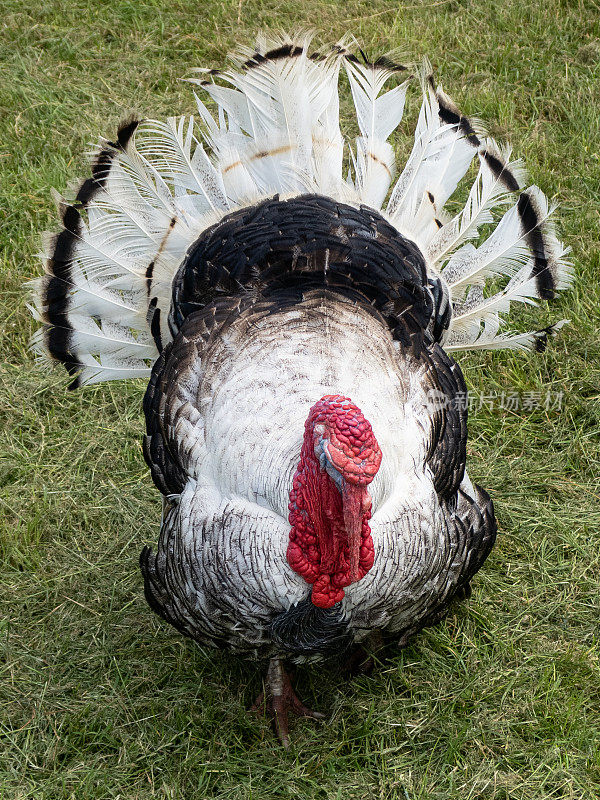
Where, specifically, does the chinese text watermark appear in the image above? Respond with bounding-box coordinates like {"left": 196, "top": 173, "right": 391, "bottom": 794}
{"left": 426, "top": 390, "right": 564, "bottom": 413}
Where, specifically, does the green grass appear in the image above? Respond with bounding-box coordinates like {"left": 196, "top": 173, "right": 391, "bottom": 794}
{"left": 1, "top": 0, "right": 599, "bottom": 797}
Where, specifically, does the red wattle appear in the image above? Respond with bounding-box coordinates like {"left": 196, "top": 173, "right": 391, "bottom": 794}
{"left": 286, "top": 395, "right": 381, "bottom": 609}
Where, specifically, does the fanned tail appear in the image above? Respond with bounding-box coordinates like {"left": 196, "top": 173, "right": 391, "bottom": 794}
{"left": 383, "top": 66, "right": 571, "bottom": 352}
{"left": 30, "top": 32, "right": 572, "bottom": 386}
{"left": 188, "top": 32, "right": 348, "bottom": 198}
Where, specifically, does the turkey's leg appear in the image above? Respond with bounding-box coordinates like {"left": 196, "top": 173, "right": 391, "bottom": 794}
{"left": 251, "top": 657, "right": 325, "bottom": 747}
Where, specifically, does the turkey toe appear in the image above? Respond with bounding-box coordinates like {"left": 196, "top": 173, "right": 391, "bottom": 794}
{"left": 251, "top": 658, "right": 325, "bottom": 747}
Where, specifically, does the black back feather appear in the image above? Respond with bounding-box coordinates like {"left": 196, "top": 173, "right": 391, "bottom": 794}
{"left": 169, "top": 194, "right": 439, "bottom": 349}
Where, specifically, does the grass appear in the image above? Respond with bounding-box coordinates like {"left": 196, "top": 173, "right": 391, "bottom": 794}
{"left": 1, "top": 0, "right": 599, "bottom": 797}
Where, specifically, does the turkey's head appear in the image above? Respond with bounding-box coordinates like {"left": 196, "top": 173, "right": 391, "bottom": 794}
{"left": 287, "top": 395, "right": 382, "bottom": 609}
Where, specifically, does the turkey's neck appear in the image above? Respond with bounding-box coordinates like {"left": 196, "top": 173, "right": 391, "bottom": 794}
{"left": 287, "top": 444, "right": 374, "bottom": 609}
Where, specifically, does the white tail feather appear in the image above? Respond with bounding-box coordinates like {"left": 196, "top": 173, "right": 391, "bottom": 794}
{"left": 426, "top": 146, "right": 517, "bottom": 265}
{"left": 344, "top": 57, "right": 409, "bottom": 206}
{"left": 387, "top": 82, "right": 481, "bottom": 247}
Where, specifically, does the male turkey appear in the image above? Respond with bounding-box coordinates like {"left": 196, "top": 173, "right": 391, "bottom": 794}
{"left": 31, "top": 33, "right": 571, "bottom": 746}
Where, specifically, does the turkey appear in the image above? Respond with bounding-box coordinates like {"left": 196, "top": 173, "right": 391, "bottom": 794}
{"left": 30, "top": 33, "right": 571, "bottom": 746}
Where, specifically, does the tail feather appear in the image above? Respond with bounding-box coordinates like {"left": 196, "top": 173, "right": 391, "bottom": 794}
{"left": 425, "top": 143, "right": 525, "bottom": 266}
{"left": 30, "top": 32, "right": 572, "bottom": 386}
{"left": 387, "top": 69, "right": 483, "bottom": 246}
{"left": 344, "top": 55, "right": 409, "bottom": 207}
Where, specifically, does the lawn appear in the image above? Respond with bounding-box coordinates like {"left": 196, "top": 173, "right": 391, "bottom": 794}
{"left": 1, "top": 0, "right": 599, "bottom": 797}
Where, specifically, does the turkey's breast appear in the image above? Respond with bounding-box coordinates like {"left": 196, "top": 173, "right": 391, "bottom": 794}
{"left": 197, "top": 292, "right": 424, "bottom": 518}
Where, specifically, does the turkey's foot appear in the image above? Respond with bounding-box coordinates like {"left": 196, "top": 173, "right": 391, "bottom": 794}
{"left": 251, "top": 657, "right": 325, "bottom": 748}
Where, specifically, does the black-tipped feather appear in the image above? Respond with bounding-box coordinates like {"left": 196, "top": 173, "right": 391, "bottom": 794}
{"left": 481, "top": 149, "right": 521, "bottom": 192}
{"left": 41, "top": 118, "right": 140, "bottom": 387}
{"left": 517, "top": 191, "right": 556, "bottom": 299}
{"left": 436, "top": 92, "right": 481, "bottom": 146}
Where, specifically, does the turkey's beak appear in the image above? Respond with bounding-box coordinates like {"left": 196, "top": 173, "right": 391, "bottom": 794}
{"left": 342, "top": 481, "right": 371, "bottom": 583}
